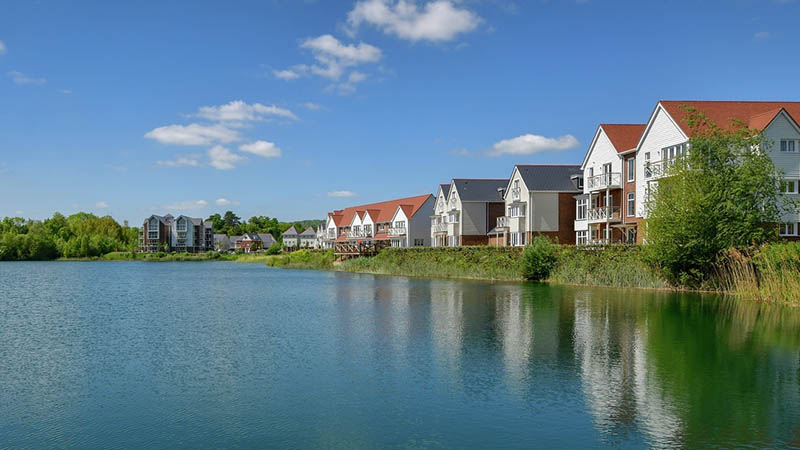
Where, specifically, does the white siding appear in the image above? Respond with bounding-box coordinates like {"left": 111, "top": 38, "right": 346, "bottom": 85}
{"left": 583, "top": 129, "right": 623, "bottom": 195}
{"left": 635, "top": 106, "right": 687, "bottom": 218}
{"left": 505, "top": 167, "right": 530, "bottom": 234}
{"left": 409, "top": 196, "right": 435, "bottom": 246}
{"left": 764, "top": 112, "right": 800, "bottom": 223}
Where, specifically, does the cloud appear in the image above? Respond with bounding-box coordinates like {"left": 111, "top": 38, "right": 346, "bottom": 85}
{"left": 164, "top": 200, "right": 208, "bottom": 211}
{"left": 753, "top": 31, "right": 772, "bottom": 40}
{"left": 60, "top": 89, "right": 72, "bottom": 94}
{"left": 299, "top": 34, "right": 382, "bottom": 81}
{"left": 274, "top": 68, "right": 302, "bottom": 80}
{"left": 208, "top": 145, "right": 244, "bottom": 170}
{"left": 193, "top": 100, "right": 297, "bottom": 122}
{"left": 301, "top": 102, "right": 323, "bottom": 111}
{"left": 0, "top": 41, "right": 6, "bottom": 55}
{"left": 328, "top": 190, "right": 358, "bottom": 198}
{"left": 8, "top": 71, "right": 46, "bottom": 85}
{"left": 215, "top": 198, "right": 240, "bottom": 206}
{"left": 239, "top": 140, "right": 281, "bottom": 158}
{"left": 145, "top": 123, "right": 240, "bottom": 146}
{"left": 156, "top": 154, "right": 202, "bottom": 167}
{"left": 488, "top": 133, "right": 580, "bottom": 156}
{"left": 450, "top": 148, "right": 471, "bottom": 157}
{"left": 95, "top": 201, "right": 109, "bottom": 209}
{"left": 332, "top": 71, "right": 369, "bottom": 94}
{"left": 347, "top": 0, "right": 481, "bottom": 42}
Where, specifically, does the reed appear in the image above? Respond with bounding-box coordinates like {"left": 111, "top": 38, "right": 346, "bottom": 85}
{"left": 715, "top": 243, "right": 800, "bottom": 306}
{"left": 264, "top": 249, "right": 334, "bottom": 270}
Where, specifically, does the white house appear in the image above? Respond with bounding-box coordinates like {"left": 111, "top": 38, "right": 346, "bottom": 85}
{"left": 282, "top": 226, "right": 300, "bottom": 250}
{"left": 432, "top": 178, "right": 507, "bottom": 246}
{"left": 299, "top": 227, "right": 317, "bottom": 248}
{"left": 430, "top": 183, "right": 451, "bottom": 247}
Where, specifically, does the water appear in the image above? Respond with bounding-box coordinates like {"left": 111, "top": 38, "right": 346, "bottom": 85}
{"left": 1, "top": 262, "right": 799, "bottom": 449}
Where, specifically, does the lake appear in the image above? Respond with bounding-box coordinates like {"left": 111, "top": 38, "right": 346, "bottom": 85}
{"left": 1, "top": 261, "right": 799, "bottom": 449}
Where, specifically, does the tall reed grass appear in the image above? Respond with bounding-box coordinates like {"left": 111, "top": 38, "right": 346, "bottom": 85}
{"left": 715, "top": 242, "right": 800, "bottom": 306}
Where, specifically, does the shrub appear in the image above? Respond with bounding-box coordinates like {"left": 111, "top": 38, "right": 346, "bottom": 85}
{"left": 521, "top": 236, "right": 558, "bottom": 281}
{"left": 265, "top": 242, "right": 282, "bottom": 255}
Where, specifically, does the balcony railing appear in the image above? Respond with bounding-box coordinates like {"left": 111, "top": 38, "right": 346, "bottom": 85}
{"left": 587, "top": 206, "right": 621, "bottom": 222}
{"left": 327, "top": 231, "right": 336, "bottom": 239}
{"left": 347, "top": 230, "right": 372, "bottom": 239}
{"left": 389, "top": 227, "right": 407, "bottom": 236}
{"left": 496, "top": 216, "right": 509, "bottom": 228}
{"left": 644, "top": 159, "right": 682, "bottom": 179}
{"left": 432, "top": 223, "right": 447, "bottom": 233}
{"left": 586, "top": 172, "right": 622, "bottom": 191}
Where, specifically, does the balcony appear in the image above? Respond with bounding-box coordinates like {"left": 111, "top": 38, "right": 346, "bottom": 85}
{"left": 432, "top": 223, "right": 447, "bottom": 233}
{"left": 347, "top": 230, "right": 372, "bottom": 239}
{"left": 496, "top": 216, "right": 509, "bottom": 229}
{"left": 645, "top": 159, "right": 681, "bottom": 179}
{"left": 587, "top": 206, "right": 621, "bottom": 223}
{"left": 389, "top": 227, "right": 407, "bottom": 236}
{"left": 586, "top": 172, "right": 622, "bottom": 191}
{"left": 510, "top": 187, "right": 522, "bottom": 202}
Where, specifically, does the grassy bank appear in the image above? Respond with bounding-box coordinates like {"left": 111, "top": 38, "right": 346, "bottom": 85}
{"left": 264, "top": 249, "right": 334, "bottom": 270}
{"left": 716, "top": 242, "right": 800, "bottom": 306}
{"left": 338, "top": 247, "right": 524, "bottom": 281}
{"left": 550, "top": 245, "right": 668, "bottom": 289}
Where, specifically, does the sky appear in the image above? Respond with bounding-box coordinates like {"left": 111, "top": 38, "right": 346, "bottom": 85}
{"left": 2, "top": 0, "right": 800, "bottom": 224}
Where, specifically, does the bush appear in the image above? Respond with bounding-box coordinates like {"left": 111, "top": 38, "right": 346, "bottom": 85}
{"left": 265, "top": 242, "right": 282, "bottom": 255}
{"left": 521, "top": 236, "right": 558, "bottom": 281}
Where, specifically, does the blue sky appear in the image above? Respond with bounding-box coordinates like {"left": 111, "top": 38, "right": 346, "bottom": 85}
{"left": 2, "top": 0, "right": 799, "bottom": 224}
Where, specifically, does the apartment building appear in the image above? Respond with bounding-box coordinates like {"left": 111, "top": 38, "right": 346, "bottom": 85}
{"left": 574, "top": 125, "right": 646, "bottom": 245}
{"left": 635, "top": 101, "right": 800, "bottom": 240}
{"left": 138, "top": 214, "right": 214, "bottom": 252}
{"left": 489, "top": 165, "right": 583, "bottom": 246}
{"left": 431, "top": 179, "right": 507, "bottom": 246}
{"left": 323, "top": 194, "right": 435, "bottom": 256}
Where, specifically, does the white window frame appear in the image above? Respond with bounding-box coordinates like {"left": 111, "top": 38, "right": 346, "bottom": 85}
{"left": 781, "top": 179, "right": 799, "bottom": 194}
{"left": 780, "top": 139, "right": 797, "bottom": 153}
{"left": 779, "top": 222, "right": 798, "bottom": 236}
{"left": 576, "top": 198, "right": 587, "bottom": 220}
{"left": 627, "top": 157, "right": 635, "bottom": 182}
{"left": 627, "top": 192, "right": 635, "bottom": 217}
{"left": 576, "top": 230, "right": 588, "bottom": 245}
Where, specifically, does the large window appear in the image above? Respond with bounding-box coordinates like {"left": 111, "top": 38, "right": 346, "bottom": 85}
{"left": 779, "top": 222, "right": 798, "bottom": 236}
{"left": 626, "top": 228, "right": 636, "bottom": 244}
{"left": 627, "top": 157, "right": 635, "bottom": 182}
{"left": 627, "top": 192, "right": 635, "bottom": 217}
{"left": 510, "top": 232, "right": 525, "bottom": 247}
{"left": 507, "top": 205, "right": 525, "bottom": 217}
{"left": 576, "top": 230, "right": 588, "bottom": 245}
{"left": 576, "top": 198, "right": 587, "bottom": 220}
{"left": 781, "top": 179, "right": 798, "bottom": 194}
{"left": 781, "top": 140, "right": 797, "bottom": 153}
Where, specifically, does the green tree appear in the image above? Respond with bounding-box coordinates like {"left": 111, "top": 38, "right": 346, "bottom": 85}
{"left": 644, "top": 107, "right": 787, "bottom": 286}
{"left": 521, "top": 235, "right": 558, "bottom": 281}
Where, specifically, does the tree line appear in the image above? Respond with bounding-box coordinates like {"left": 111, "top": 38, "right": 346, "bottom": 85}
{"left": 205, "top": 211, "right": 323, "bottom": 239}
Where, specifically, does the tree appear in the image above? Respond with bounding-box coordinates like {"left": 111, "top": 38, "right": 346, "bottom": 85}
{"left": 643, "top": 107, "right": 787, "bottom": 286}
{"left": 223, "top": 211, "right": 241, "bottom": 228}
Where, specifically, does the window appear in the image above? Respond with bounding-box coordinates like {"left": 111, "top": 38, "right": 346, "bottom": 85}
{"left": 626, "top": 228, "right": 636, "bottom": 244}
{"left": 577, "top": 177, "right": 584, "bottom": 189}
{"left": 576, "top": 230, "right": 588, "bottom": 245}
{"left": 781, "top": 179, "right": 798, "bottom": 194}
{"left": 510, "top": 232, "right": 525, "bottom": 247}
{"left": 414, "top": 239, "right": 424, "bottom": 246}
{"left": 780, "top": 140, "right": 797, "bottom": 153}
{"left": 508, "top": 205, "right": 525, "bottom": 217}
{"left": 514, "top": 179, "right": 519, "bottom": 189}
{"left": 627, "top": 157, "right": 635, "bottom": 182}
{"left": 627, "top": 192, "right": 635, "bottom": 217}
{"left": 779, "top": 222, "right": 798, "bottom": 236}
{"left": 576, "top": 198, "right": 587, "bottom": 220}
{"left": 448, "top": 212, "right": 459, "bottom": 223}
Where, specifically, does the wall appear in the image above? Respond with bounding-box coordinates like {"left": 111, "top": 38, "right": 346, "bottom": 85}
{"left": 461, "top": 202, "right": 487, "bottom": 235}
{"left": 636, "top": 106, "right": 687, "bottom": 219}
{"left": 409, "top": 196, "right": 436, "bottom": 246}
{"left": 764, "top": 112, "right": 800, "bottom": 225}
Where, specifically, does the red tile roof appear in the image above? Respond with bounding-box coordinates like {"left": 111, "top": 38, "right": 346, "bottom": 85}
{"left": 328, "top": 194, "right": 434, "bottom": 228}
{"left": 660, "top": 101, "right": 800, "bottom": 136}
{"left": 600, "top": 124, "right": 646, "bottom": 153}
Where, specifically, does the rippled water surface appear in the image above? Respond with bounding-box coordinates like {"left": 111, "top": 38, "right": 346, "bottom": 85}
{"left": 1, "top": 261, "right": 799, "bottom": 449}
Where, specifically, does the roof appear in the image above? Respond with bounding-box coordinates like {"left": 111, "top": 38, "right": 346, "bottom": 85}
{"left": 282, "top": 226, "right": 298, "bottom": 236}
{"left": 257, "top": 233, "right": 276, "bottom": 245}
{"left": 326, "top": 194, "right": 433, "bottom": 226}
{"left": 147, "top": 214, "right": 172, "bottom": 225}
{"left": 242, "top": 233, "right": 260, "bottom": 240}
{"left": 229, "top": 235, "right": 243, "bottom": 242}
{"left": 451, "top": 179, "right": 508, "bottom": 202}
{"left": 659, "top": 100, "right": 800, "bottom": 136}
{"left": 213, "top": 233, "right": 228, "bottom": 241}
{"left": 439, "top": 183, "right": 451, "bottom": 197}
{"left": 600, "top": 124, "right": 647, "bottom": 152}
{"left": 515, "top": 164, "right": 582, "bottom": 192}
{"left": 299, "top": 227, "right": 316, "bottom": 237}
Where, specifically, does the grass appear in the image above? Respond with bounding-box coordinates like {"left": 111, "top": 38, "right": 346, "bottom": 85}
{"left": 550, "top": 245, "right": 668, "bottom": 289}
{"left": 338, "top": 246, "right": 524, "bottom": 281}
{"left": 264, "top": 249, "right": 334, "bottom": 270}
{"left": 715, "top": 242, "right": 800, "bottom": 306}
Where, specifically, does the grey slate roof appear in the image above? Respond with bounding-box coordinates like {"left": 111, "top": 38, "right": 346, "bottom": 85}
{"left": 452, "top": 179, "right": 508, "bottom": 202}
{"left": 299, "top": 227, "right": 317, "bottom": 237}
{"left": 515, "top": 164, "right": 582, "bottom": 192}
{"left": 258, "top": 233, "right": 276, "bottom": 246}
{"left": 439, "top": 183, "right": 451, "bottom": 197}
{"left": 189, "top": 217, "right": 203, "bottom": 226}
{"left": 282, "top": 226, "right": 298, "bottom": 237}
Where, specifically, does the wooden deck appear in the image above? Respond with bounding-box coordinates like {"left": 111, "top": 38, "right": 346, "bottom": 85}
{"left": 334, "top": 240, "right": 390, "bottom": 261}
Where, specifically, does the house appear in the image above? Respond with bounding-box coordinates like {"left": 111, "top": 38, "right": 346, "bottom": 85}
{"left": 139, "top": 214, "right": 173, "bottom": 252}
{"left": 282, "top": 226, "right": 300, "bottom": 250}
{"left": 214, "top": 234, "right": 231, "bottom": 252}
{"left": 234, "top": 232, "right": 276, "bottom": 253}
{"left": 574, "top": 125, "right": 646, "bottom": 245}
{"left": 315, "top": 225, "right": 328, "bottom": 249}
{"left": 299, "top": 227, "right": 317, "bottom": 248}
{"left": 322, "top": 194, "right": 436, "bottom": 257}
{"left": 431, "top": 179, "right": 507, "bottom": 246}
{"left": 490, "top": 165, "right": 583, "bottom": 246}
{"left": 229, "top": 235, "right": 243, "bottom": 251}
{"left": 634, "top": 100, "right": 800, "bottom": 241}
{"left": 138, "top": 214, "right": 214, "bottom": 252}
{"left": 258, "top": 233, "right": 277, "bottom": 249}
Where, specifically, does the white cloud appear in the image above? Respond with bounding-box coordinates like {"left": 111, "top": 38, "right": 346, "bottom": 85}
{"left": 145, "top": 123, "right": 240, "bottom": 146}
{"left": 347, "top": 0, "right": 481, "bottom": 42}
{"left": 328, "top": 190, "right": 358, "bottom": 198}
{"left": 215, "top": 198, "right": 240, "bottom": 206}
{"left": 488, "top": 133, "right": 580, "bottom": 156}
{"left": 208, "top": 145, "right": 244, "bottom": 170}
{"left": 8, "top": 71, "right": 46, "bottom": 85}
{"left": 60, "top": 89, "right": 72, "bottom": 94}
{"left": 239, "top": 140, "right": 281, "bottom": 158}
{"left": 0, "top": 41, "right": 6, "bottom": 55}
{"left": 274, "top": 69, "right": 302, "bottom": 80}
{"left": 299, "top": 34, "right": 382, "bottom": 81}
{"left": 193, "top": 100, "right": 297, "bottom": 122}
{"left": 95, "top": 201, "right": 109, "bottom": 209}
{"left": 301, "top": 102, "right": 323, "bottom": 111}
{"left": 164, "top": 200, "right": 208, "bottom": 211}
{"left": 156, "top": 154, "right": 202, "bottom": 167}
{"left": 753, "top": 31, "right": 772, "bottom": 40}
